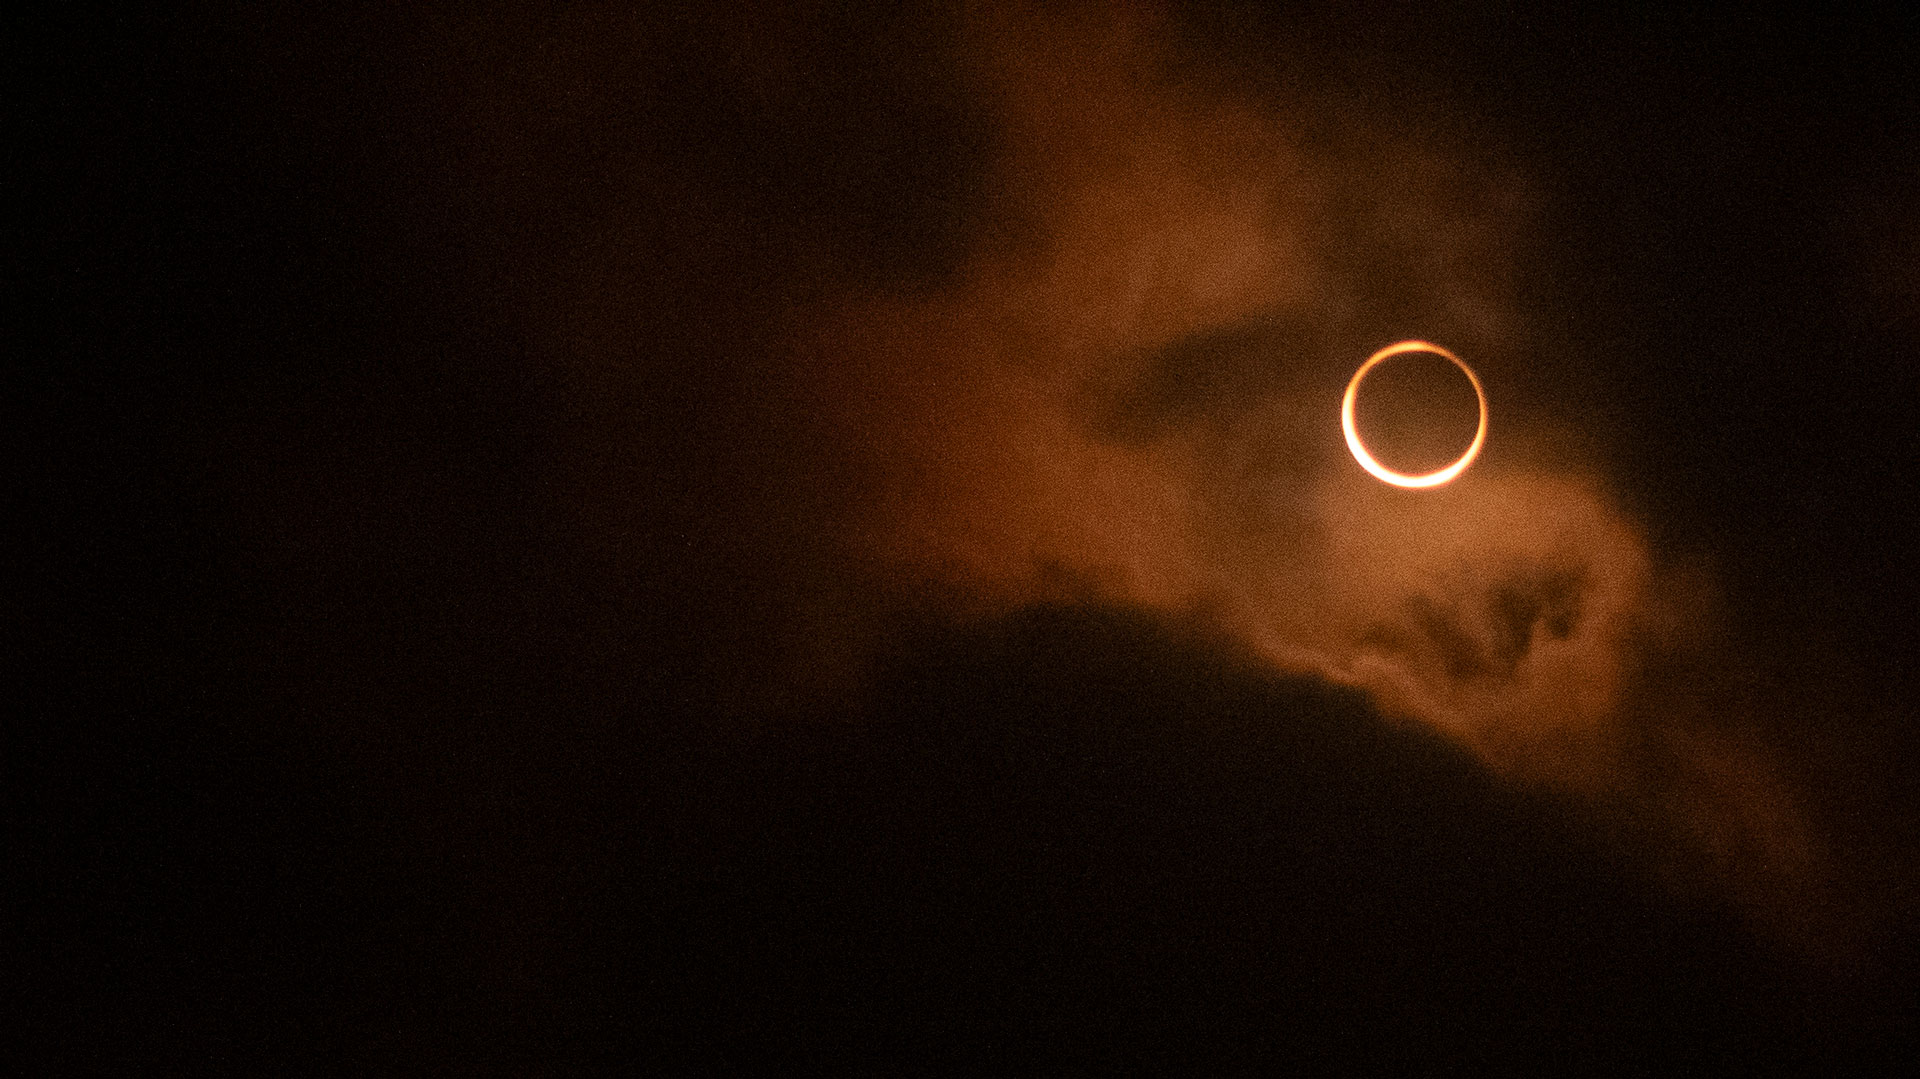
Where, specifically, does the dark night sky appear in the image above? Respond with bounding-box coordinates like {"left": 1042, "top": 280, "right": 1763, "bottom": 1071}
{"left": 16, "top": 3, "right": 1920, "bottom": 1070}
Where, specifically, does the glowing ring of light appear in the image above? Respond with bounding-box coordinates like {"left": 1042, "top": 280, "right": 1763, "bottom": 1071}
{"left": 1341, "top": 340, "right": 1487, "bottom": 488}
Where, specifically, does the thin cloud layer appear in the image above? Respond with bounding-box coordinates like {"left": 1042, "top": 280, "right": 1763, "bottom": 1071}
{"left": 448, "top": 5, "right": 1896, "bottom": 962}
{"left": 738, "top": 8, "right": 1847, "bottom": 955}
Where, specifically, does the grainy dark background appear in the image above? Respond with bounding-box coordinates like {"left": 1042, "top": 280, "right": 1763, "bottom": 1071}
{"left": 15, "top": 3, "right": 1919, "bottom": 1070}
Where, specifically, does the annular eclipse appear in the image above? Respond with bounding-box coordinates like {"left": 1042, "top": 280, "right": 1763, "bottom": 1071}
{"left": 1341, "top": 340, "right": 1487, "bottom": 488}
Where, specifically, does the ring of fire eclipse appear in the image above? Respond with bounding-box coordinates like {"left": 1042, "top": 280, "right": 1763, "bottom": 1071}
{"left": 1341, "top": 340, "right": 1487, "bottom": 488}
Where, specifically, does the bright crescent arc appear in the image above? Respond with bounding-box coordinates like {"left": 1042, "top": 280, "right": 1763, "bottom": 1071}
{"left": 1341, "top": 340, "right": 1488, "bottom": 488}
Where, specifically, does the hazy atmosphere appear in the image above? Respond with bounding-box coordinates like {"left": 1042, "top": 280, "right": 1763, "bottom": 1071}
{"left": 21, "top": 2, "right": 1920, "bottom": 1069}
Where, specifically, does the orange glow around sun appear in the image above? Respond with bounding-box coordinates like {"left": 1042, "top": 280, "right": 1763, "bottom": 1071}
{"left": 1341, "top": 340, "right": 1487, "bottom": 488}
